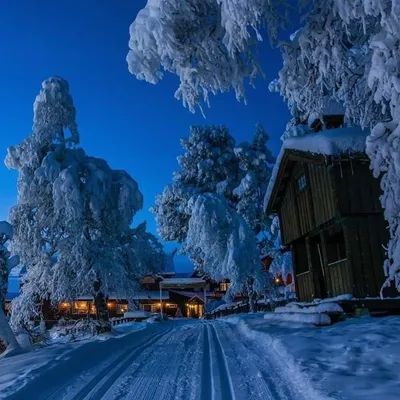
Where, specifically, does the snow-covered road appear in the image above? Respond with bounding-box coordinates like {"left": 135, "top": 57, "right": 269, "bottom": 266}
{"left": 4, "top": 319, "right": 309, "bottom": 400}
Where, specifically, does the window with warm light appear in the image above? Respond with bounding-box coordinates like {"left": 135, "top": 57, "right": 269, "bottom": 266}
{"left": 116, "top": 304, "right": 128, "bottom": 314}
{"left": 72, "top": 301, "right": 89, "bottom": 314}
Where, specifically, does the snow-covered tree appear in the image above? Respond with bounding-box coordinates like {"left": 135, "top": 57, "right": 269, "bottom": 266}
{"left": 128, "top": 1, "right": 400, "bottom": 293}
{"left": 6, "top": 77, "right": 159, "bottom": 329}
{"left": 153, "top": 123, "right": 275, "bottom": 287}
{"left": 152, "top": 125, "right": 239, "bottom": 243}
{"left": 274, "top": 1, "right": 400, "bottom": 293}
{"left": 0, "top": 222, "right": 21, "bottom": 357}
{"left": 185, "top": 194, "right": 260, "bottom": 291}
{"left": 127, "top": 0, "right": 286, "bottom": 113}
{"left": 234, "top": 123, "right": 275, "bottom": 234}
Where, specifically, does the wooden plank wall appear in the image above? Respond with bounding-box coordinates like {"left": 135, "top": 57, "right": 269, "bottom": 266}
{"left": 328, "top": 260, "right": 353, "bottom": 297}
{"left": 295, "top": 272, "right": 314, "bottom": 301}
{"left": 280, "top": 181, "right": 301, "bottom": 244}
{"left": 343, "top": 215, "right": 389, "bottom": 297}
{"left": 297, "top": 188, "right": 315, "bottom": 235}
{"left": 334, "top": 162, "right": 382, "bottom": 215}
{"left": 308, "top": 164, "right": 337, "bottom": 225}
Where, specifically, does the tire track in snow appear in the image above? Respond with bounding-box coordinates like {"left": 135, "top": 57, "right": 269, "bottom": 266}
{"left": 208, "top": 323, "right": 236, "bottom": 400}
{"left": 165, "top": 326, "right": 203, "bottom": 400}
{"left": 213, "top": 322, "right": 288, "bottom": 399}
{"left": 101, "top": 324, "right": 202, "bottom": 400}
{"left": 200, "top": 323, "right": 213, "bottom": 400}
{"left": 7, "top": 325, "right": 173, "bottom": 400}
{"left": 215, "top": 321, "right": 307, "bottom": 400}
{"left": 74, "top": 327, "right": 174, "bottom": 400}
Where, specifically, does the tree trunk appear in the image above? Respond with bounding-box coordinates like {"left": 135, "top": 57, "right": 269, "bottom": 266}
{"left": 93, "top": 280, "right": 111, "bottom": 332}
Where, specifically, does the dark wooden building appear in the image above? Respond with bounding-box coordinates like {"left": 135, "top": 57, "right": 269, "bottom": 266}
{"left": 265, "top": 125, "right": 392, "bottom": 301}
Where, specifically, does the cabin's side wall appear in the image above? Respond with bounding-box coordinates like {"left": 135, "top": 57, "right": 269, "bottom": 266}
{"left": 280, "top": 180, "right": 301, "bottom": 244}
{"left": 308, "top": 164, "right": 338, "bottom": 225}
{"left": 343, "top": 215, "right": 389, "bottom": 297}
{"left": 333, "top": 162, "right": 383, "bottom": 215}
{"left": 327, "top": 260, "right": 353, "bottom": 297}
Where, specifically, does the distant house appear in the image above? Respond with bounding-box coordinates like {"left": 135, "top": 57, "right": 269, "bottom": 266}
{"left": 57, "top": 251, "right": 223, "bottom": 320}
{"left": 265, "top": 118, "right": 393, "bottom": 301}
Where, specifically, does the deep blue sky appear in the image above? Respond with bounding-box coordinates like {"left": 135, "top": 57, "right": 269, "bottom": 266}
{"left": 0, "top": 0, "right": 291, "bottom": 271}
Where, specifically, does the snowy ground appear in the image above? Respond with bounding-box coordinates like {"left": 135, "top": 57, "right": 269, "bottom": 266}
{"left": 228, "top": 313, "right": 400, "bottom": 400}
{"left": 0, "top": 316, "right": 399, "bottom": 399}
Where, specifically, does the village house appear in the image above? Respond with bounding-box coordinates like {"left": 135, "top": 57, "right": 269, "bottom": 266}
{"left": 265, "top": 114, "right": 394, "bottom": 302}
{"left": 4, "top": 250, "right": 236, "bottom": 321}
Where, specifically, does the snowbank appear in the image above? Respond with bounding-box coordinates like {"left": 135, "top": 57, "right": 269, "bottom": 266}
{"left": 264, "top": 311, "right": 331, "bottom": 326}
{"left": 276, "top": 302, "right": 343, "bottom": 314}
{"left": 123, "top": 311, "right": 151, "bottom": 319}
{"left": 227, "top": 316, "right": 330, "bottom": 400}
{"left": 230, "top": 314, "right": 400, "bottom": 400}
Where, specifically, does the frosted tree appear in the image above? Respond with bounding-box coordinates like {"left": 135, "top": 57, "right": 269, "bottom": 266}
{"left": 152, "top": 125, "right": 239, "bottom": 243}
{"left": 153, "top": 123, "right": 275, "bottom": 288}
{"left": 234, "top": 123, "right": 275, "bottom": 234}
{"left": 0, "top": 222, "right": 22, "bottom": 357}
{"left": 274, "top": 1, "right": 400, "bottom": 293}
{"left": 7, "top": 77, "right": 157, "bottom": 330}
{"left": 129, "top": 1, "right": 400, "bottom": 293}
{"left": 127, "top": 0, "right": 286, "bottom": 113}
{"left": 185, "top": 194, "right": 260, "bottom": 291}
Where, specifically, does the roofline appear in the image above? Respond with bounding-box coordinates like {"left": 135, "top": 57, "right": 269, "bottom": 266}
{"left": 265, "top": 148, "right": 368, "bottom": 214}
{"left": 265, "top": 149, "right": 325, "bottom": 214}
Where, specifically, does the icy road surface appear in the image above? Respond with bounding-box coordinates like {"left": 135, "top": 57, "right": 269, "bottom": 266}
{"left": 3, "top": 319, "right": 311, "bottom": 400}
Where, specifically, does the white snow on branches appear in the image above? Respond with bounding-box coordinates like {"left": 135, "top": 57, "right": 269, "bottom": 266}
{"left": 127, "top": 0, "right": 285, "bottom": 112}
{"left": 6, "top": 77, "right": 163, "bottom": 328}
{"left": 185, "top": 194, "right": 260, "bottom": 291}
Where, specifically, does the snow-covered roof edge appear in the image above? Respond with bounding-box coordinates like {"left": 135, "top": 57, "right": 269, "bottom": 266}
{"left": 264, "top": 126, "right": 369, "bottom": 212}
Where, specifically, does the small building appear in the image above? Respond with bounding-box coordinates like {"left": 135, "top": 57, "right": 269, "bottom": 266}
{"left": 265, "top": 123, "right": 393, "bottom": 301}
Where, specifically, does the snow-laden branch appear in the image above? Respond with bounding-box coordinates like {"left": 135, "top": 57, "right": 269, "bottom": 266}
{"left": 127, "top": 0, "right": 286, "bottom": 112}
{"left": 185, "top": 194, "right": 260, "bottom": 290}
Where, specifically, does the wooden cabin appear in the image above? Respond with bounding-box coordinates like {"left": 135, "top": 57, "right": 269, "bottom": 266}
{"left": 265, "top": 125, "right": 392, "bottom": 301}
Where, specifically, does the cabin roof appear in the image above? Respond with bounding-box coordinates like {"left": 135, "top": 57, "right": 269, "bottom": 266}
{"left": 159, "top": 277, "right": 206, "bottom": 289}
{"left": 264, "top": 127, "right": 369, "bottom": 214}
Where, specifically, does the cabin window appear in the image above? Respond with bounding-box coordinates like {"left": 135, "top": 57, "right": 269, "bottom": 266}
{"left": 219, "top": 282, "right": 231, "bottom": 292}
{"left": 297, "top": 174, "right": 307, "bottom": 192}
{"left": 326, "top": 231, "right": 347, "bottom": 265}
{"left": 72, "top": 301, "right": 90, "bottom": 314}
{"left": 141, "top": 304, "right": 152, "bottom": 312}
{"left": 116, "top": 304, "right": 128, "bottom": 314}
{"left": 294, "top": 242, "right": 309, "bottom": 275}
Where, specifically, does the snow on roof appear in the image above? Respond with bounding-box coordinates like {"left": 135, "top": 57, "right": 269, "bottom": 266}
{"left": 133, "top": 291, "right": 169, "bottom": 300}
{"left": 160, "top": 277, "right": 206, "bottom": 289}
{"left": 169, "top": 290, "right": 213, "bottom": 298}
{"left": 74, "top": 291, "right": 170, "bottom": 301}
{"left": 264, "top": 126, "right": 369, "bottom": 212}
